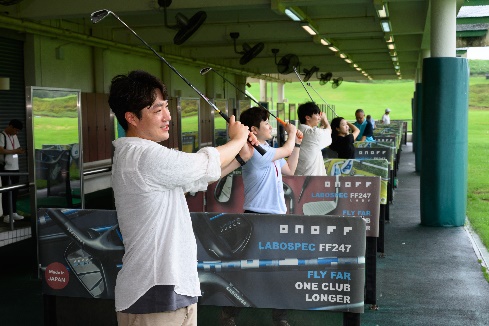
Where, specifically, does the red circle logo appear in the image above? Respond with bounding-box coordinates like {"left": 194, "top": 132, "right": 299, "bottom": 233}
{"left": 45, "top": 262, "right": 70, "bottom": 290}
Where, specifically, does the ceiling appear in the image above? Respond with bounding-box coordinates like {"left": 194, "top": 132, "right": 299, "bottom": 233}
{"left": 0, "top": 0, "right": 469, "bottom": 82}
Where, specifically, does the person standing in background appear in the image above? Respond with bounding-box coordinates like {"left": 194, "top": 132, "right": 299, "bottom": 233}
{"left": 382, "top": 108, "right": 391, "bottom": 125}
{"left": 353, "top": 109, "right": 375, "bottom": 142}
{"left": 329, "top": 116, "right": 360, "bottom": 159}
{"left": 294, "top": 102, "right": 331, "bottom": 176}
{"left": 0, "top": 119, "right": 25, "bottom": 223}
{"left": 366, "top": 114, "right": 376, "bottom": 129}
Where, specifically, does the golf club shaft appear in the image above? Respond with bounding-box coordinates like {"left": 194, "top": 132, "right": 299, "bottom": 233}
{"left": 306, "top": 82, "right": 338, "bottom": 117}
{"left": 91, "top": 10, "right": 265, "bottom": 155}
{"left": 198, "top": 257, "right": 364, "bottom": 272}
{"left": 201, "top": 67, "right": 302, "bottom": 139}
{"left": 293, "top": 66, "right": 315, "bottom": 103}
{"left": 201, "top": 68, "right": 286, "bottom": 126}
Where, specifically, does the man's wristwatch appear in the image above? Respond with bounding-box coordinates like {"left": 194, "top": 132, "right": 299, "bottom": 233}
{"left": 295, "top": 143, "right": 301, "bottom": 148}
{"left": 235, "top": 154, "right": 246, "bottom": 166}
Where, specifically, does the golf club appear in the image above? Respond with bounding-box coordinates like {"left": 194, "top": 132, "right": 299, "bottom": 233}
{"left": 292, "top": 66, "right": 315, "bottom": 103}
{"left": 90, "top": 9, "right": 265, "bottom": 155}
{"left": 306, "top": 82, "right": 338, "bottom": 117}
{"left": 306, "top": 83, "right": 338, "bottom": 116}
{"left": 200, "top": 67, "right": 287, "bottom": 127}
{"left": 46, "top": 208, "right": 124, "bottom": 298}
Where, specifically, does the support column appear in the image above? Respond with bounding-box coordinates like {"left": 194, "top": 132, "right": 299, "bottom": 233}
{"left": 277, "top": 82, "right": 285, "bottom": 103}
{"left": 259, "top": 79, "right": 267, "bottom": 102}
{"left": 431, "top": 0, "right": 456, "bottom": 57}
{"left": 420, "top": 0, "right": 468, "bottom": 226}
{"left": 414, "top": 49, "right": 430, "bottom": 169}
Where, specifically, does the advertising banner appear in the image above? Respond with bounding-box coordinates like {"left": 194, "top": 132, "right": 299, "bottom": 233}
{"left": 37, "top": 209, "right": 365, "bottom": 313}
{"left": 323, "top": 159, "right": 387, "bottom": 208}
{"left": 207, "top": 175, "right": 380, "bottom": 237}
{"left": 194, "top": 212, "right": 366, "bottom": 312}
{"left": 353, "top": 141, "right": 395, "bottom": 171}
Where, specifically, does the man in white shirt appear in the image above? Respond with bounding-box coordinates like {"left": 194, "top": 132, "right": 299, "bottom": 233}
{"left": 109, "top": 70, "right": 258, "bottom": 326}
{"left": 0, "top": 119, "right": 25, "bottom": 223}
{"left": 294, "top": 102, "right": 331, "bottom": 176}
{"left": 382, "top": 108, "right": 391, "bottom": 125}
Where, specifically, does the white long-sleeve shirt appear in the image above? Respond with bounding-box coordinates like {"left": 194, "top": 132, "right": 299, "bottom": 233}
{"left": 112, "top": 137, "right": 221, "bottom": 311}
{"left": 294, "top": 124, "right": 331, "bottom": 176}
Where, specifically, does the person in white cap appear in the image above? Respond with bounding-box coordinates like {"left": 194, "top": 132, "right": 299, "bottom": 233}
{"left": 382, "top": 108, "right": 391, "bottom": 125}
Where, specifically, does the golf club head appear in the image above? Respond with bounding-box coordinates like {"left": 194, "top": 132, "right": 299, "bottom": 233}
{"left": 64, "top": 237, "right": 107, "bottom": 298}
{"left": 90, "top": 9, "right": 111, "bottom": 24}
{"left": 214, "top": 174, "right": 233, "bottom": 203}
{"left": 192, "top": 213, "right": 253, "bottom": 260}
{"left": 200, "top": 67, "right": 213, "bottom": 75}
{"left": 283, "top": 182, "right": 294, "bottom": 214}
{"left": 302, "top": 175, "right": 340, "bottom": 215}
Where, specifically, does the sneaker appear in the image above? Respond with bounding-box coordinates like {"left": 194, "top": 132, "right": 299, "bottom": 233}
{"left": 3, "top": 215, "right": 14, "bottom": 223}
{"left": 273, "top": 321, "right": 291, "bottom": 326}
{"left": 12, "top": 213, "right": 24, "bottom": 220}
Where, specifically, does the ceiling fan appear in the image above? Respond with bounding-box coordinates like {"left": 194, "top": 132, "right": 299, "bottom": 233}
{"left": 331, "top": 77, "right": 343, "bottom": 89}
{"left": 319, "top": 72, "right": 333, "bottom": 85}
{"left": 272, "top": 49, "right": 300, "bottom": 74}
{"left": 230, "top": 32, "right": 264, "bottom": 65}
{"left": 303, "top": 66, "right": 320, "bottom": 82}
{"left": 158, "top": 0, "right": 207, "bottom": 45}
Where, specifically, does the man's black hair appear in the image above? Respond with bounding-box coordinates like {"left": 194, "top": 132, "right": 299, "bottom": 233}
{"left": 9, "top": 119, "right": 23, "bottom": 130}
{"left": 239, "top": 106, "right": 269, "bottom": 130}
{"left": 108, "top": 70, "right": 168, "bottom": 131}
{"left": 297, "top": 102, "right": 320, "bottom": 124}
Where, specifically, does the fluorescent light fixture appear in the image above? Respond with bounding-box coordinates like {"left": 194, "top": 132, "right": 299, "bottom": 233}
{"left": 385, "top": 35, "right": 394, "bottom": 43}
{"left": 374, "top": 0, "right": 389, "bottom": 18}
{"left": 356, "top": 67, "right": 362, "bottom": 71}
{"left": 381, "top": 20, "right": 391, "bottom": 33}
{"left": 339, "top": 53, "right": 347, "bottom": 59}
{"left": 389, "top": 50, "right": 397, "bottom": 56}
{"left": 345, "top": 58, "right": 352, "bottom": 64}
{"left": 302, "top": 23, "right": 318, "bottom": 35}
{"left": 285, "top": 8, "right": 303, "bottom": 21}
{"left": 320, "top": 38, "right": 330, "bottom": 46}
{"left": 392, "top": 56, "right": 398, "bottom": 62}
{"left": 388, "top": 43, "right": 395, "bottom": 50}
{"left": 353, "top": 63, "right": 358, "bottom": 68}
{"left": 329, "top": 46, "right": 339, "bottom": 52}
{"left": 394, "top": 65, "right": 400, "bottom": 70}
{"left": 377, "top": 6, "right": 387, "bottom": 18}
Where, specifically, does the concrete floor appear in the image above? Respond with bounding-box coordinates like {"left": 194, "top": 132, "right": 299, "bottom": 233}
{"left": 361, "top": 143, "right": 489, "bottom": 326}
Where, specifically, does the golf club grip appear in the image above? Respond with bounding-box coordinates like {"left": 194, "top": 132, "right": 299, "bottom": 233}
{"left": 276, "top": 118, "right": 303, "bottom": 140}
{"left": 276, "top": 117, "right": 287, "bottom": 127}
{"left": 218, "top": 111, "right": 266, "bottom": 156}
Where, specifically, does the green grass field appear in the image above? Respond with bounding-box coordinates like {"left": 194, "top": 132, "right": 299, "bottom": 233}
{"left": 33, "top": 116, "right": 79, "bottom": 149}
